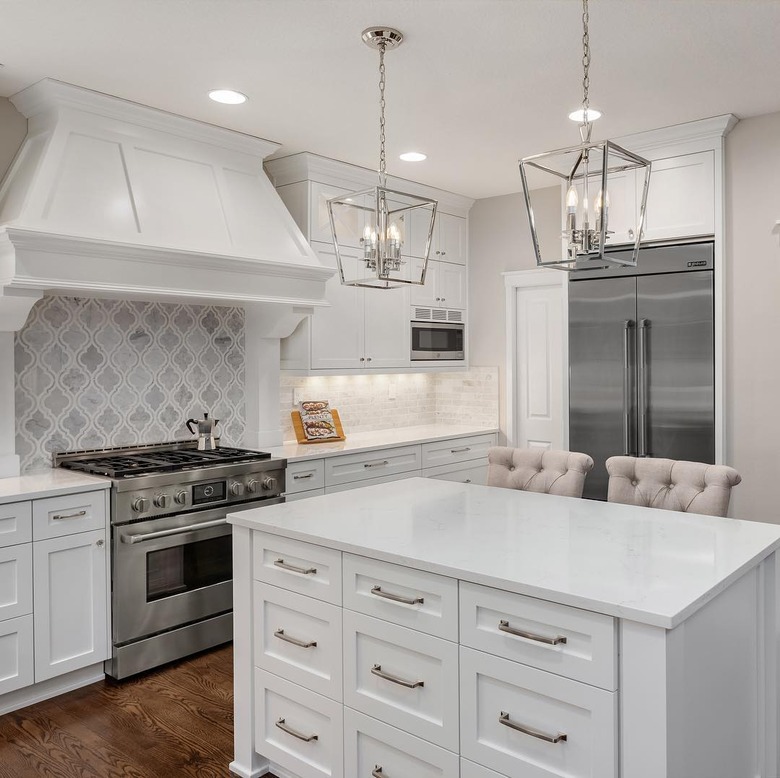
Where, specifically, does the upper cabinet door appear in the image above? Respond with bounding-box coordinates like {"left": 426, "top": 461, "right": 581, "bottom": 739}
{"left": 435, "top": 214, "right": 467, "bottom": 265}
{"left": 603, "top": 168, "right": 638, "bottom": 246}
{"left": 410, "top": 258, "right": 440, "bottom": 308}
{"left": 641, "top": 151, "right": 715, "bottom": 242}
{"left": 310, "top": 181, "right": 370, "bottom": 247}
{"left": 437, "top": 262, "right": 467, "bottom": 309}
{"left": 363, "top": 285, "right": 411, "bottom": 369}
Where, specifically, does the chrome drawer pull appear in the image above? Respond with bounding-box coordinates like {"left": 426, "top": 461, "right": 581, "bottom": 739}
{"left": 293, "top": 473, "right": 314, "bottom": 480}
{"left": 52, "top": 510, "right": 87, "bottom": 521}
{"left": 372, "top": 767, "right": 385, "bottom": 778}
{"left": 275, "top": 717, "right": 319, "bottom": 742}
{"left": 274, "top": 558, "right": 317, "bottom": 575}
{"left": 370, "top": 585, "right": 424, "bottom": 606}
{"left": 450, "top": 446, "right": 471, "bottom": 453}
{"left": 363, "top": 459, "right": 390, "bottom": 469}
{"left": 274, "top": 629, "right": 317, "bottom": 649}
{"left": 499, "top": 619, "right": 567, "bottom": 645}
{"left": 499, "top": 711, "right": 567, "bottom": 743}
{"left": 371, "top": 664, "right": 424, "bottom": 689}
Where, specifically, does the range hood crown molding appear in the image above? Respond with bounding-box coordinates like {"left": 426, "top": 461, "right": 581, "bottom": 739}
{"left": 0, "top": 79, "right": 333, "bottom": 333}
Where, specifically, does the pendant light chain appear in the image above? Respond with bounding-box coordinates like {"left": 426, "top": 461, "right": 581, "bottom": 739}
{"left": 581, "top": 0, "right": 591, "bottom": 123}
{"left": 378, "top": 42, "right": 387, "bottom": 187}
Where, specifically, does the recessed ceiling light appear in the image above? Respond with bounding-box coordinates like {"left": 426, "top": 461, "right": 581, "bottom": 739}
{"left": 568, "top": 108, "right": 602, "bottom": 123}
{"left": 209, "top": 89, "right": 248, "bottom": 105}
{"left": 399, "top": 151, "right": 427, "bottom": 162}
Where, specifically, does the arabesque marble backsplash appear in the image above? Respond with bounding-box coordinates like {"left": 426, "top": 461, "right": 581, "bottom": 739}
{"left": 16, "top": 296, "right": 245, "bottom": 472}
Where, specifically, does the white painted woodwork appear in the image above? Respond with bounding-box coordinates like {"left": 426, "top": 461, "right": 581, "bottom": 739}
{"left": 285, "top": 460, "right": 326, "bottom": 494}
{"left": 342, "top": 554, "right": 459, "bottom": 641}
{"left": 33, "top": 528, "right": 108, "bottom": 682}
{"left": 0, "top": 543, "right": 33, "bottom": 622}
{"left": 323, "top": 444, "right": 421, "bottom": 487}
{"left": 254, "top": 668, "right": 343, "bottom": 778}
{"left": 253, "top": 582, "right": 342, "bottom": 702}
{"left": 409, "top": 210, "right": 467, "bottom": 265}
{"left": 364, "top": 283, "right": 412, "bottom": 369}
{"left": 504, "top": 270, "right": 567, "bottom": 449}
{"left": 460, "top": 758, "right": 509, "bottom": 778}
{"left": 343, "top": 610, "right": 460, "bottom": 752}
{"left": 283, "top": 488, "right": 325, "bottom": 502}
{"left": 601, "top": 167, "right": 639, "bottom": 245}
{"left": 0, "top": 615, "right": 34, "bottom": 696}
{"left": 459, "top": 582, "right": 617, "bottom": 691}
{"left": 0, "top": 501, "right": 32, "bottom": 547}
{"left": 460, "top": 646, "right": 618, "bottom": 778}
{"left": 423, "top": 461, "right": 489, "bottom": 485}
{"left": 252, "top": 534, "right": 342, "bottom": 606}
{"left": 324, "top": 472, "right": 417, "bottom": 494}
{"left": 411, "top": 259, "right": 467, "bottom": 310}
{"left": 421, "top": 433, "right": 495, "bottom": 470}
{"left": 345, "top": 707, "right": 460, "bottom": 778}
{"left": 32, "top": 490, "right": 106, "bottom": 541}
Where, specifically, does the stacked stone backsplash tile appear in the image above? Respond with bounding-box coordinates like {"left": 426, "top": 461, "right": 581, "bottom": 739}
{"left": 280, "top": 367, "right": 498, "bottom": 441}
{"left": 16, "top": 296, "right": 245, "bottom": 472}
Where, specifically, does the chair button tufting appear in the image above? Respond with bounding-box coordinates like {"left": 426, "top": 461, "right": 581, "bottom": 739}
{"left": 509, "top": 466, "right": 515, "bottom": 471}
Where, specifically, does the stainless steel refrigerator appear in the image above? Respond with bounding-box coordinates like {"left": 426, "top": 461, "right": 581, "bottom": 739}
{"left": 568, "top": 241, "right": 715, "bottom": 501}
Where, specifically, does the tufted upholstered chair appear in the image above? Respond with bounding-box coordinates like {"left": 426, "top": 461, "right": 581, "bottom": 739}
{"left": 605, "top": 456, "right": 741, "bottom": 517}
{"left": 486, "top": 447, "right": 595, "bottom": 498}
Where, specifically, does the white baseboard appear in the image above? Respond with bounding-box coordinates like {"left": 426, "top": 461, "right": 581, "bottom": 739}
{"left": 0, "top": 663, "right": 104, "bottom": 715}
{"left": 228, "top": 759, "right": 297, "bottom": 778}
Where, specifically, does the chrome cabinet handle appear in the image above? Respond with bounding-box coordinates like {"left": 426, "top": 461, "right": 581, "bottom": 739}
{"left": 370, "top": 585, "right": 424, "bottom": 606}
{"left": 293, "top": 473, "right": 314, "bottom": 480}
{"left": 53, "top": 510, "right": 87, "bottom": 521}
{"left": 628, "top": 228, "right": 635, "bottom": 239}
{"left": 499, "top": 711, "right": 567, "bottom": 743}
{"left": 96, "top": 539, "right": 104, "bottom": 548}
{"left": 274, "top": 629, "right": 317, "bottom": 649}
{"left": 371, "top": 664, "right": 424, "bottom": 689}
{"left": 450, "top": 446, "right": 471, "bottom": 453}
{"left": 622, "top": 319, "right": 635, "bottom": 456}
{"left": 372, "top": 767, "right": 385, "bottom": 777}
{"left": 275, "top": 718, "right": 318, "bottom": 742}
{"left": 499, "top": 619, "right": 567, "bottom": 645}
{"left": 363, "top": 460, "right": 389, "bottom": 469}
{"left": 274, "top": 558, "right": 317, "bottom": 575}
{"left": 121, "top": 518, "right": 227, "bottom": 544}
{"left": 637, "top": 318, "right": 649, "bottom": 457}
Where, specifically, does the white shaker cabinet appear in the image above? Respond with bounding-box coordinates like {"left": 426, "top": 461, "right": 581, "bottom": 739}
{"left": 411, "top": 259, "right": 467, "bottom": 311}
{"left": 409, "top": 209, "right": 467, "bottom": 265}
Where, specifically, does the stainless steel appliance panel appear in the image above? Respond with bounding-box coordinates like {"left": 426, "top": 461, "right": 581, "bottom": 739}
{"left": 411, "top": 321, "right": 465, "bottom": 360}
{"left": 569, "top": 277, "right": 637, "bottom": 501}
{"left": 636, "top": 271, "right": 714, "bottom": 462}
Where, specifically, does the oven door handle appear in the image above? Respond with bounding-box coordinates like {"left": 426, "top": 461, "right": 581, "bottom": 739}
{"left": 121, "top": 518, "right": 228, "bottom": 544}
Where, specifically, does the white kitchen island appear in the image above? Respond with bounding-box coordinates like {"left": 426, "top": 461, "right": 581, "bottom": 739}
{"left": 228, "top": 478, "right": 780, "bottom": 778}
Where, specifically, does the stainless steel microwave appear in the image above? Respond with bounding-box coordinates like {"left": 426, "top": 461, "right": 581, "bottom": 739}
{"left": 411, "top": 321, "right": 465, "bottom": 360}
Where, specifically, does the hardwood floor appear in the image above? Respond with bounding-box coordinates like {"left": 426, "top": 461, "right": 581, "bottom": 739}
{"left": 0, "top": 645, "right": 276, "bottom": 778}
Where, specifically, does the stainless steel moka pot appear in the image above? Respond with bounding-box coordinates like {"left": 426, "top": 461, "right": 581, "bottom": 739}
{"left": 186, "top": 412, "right": 219, "bottom": 451}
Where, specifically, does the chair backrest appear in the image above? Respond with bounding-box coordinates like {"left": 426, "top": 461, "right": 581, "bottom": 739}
{"left": 487, "top": 447, "right": 595, "bottom": 498}
{"left": 605, "top": 456, "right": 741, "bottom": 517}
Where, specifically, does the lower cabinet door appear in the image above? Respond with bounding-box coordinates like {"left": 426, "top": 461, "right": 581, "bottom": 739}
{"left": 254, "top": 668, "right": 343, "bottom": 778}
{"left": 0, "top": 542, "right": 33, "bottom": 621}
{"left": 33, "top": 530, "right": 108, "bottom": 682}
{"left": 345, "top": 707, "right": 459, "bottom": 778}
{"left": 0, "top": 614, "right": 34, "bottom": 695}
{"left": 460, "top": 647, "right": 617, "bottom": 778}
{"left": 343, "top": 610, "right": 459, "bottom": 752}
{"left": 460, "top": 758, "right": 509, "bottom": 778}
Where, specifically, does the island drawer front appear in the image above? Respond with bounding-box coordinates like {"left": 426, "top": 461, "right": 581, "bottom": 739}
{"left": 254, "top": 668, "right": 343, "bottom": 778}
{"left": 345, "top": 707, "right": 460, "bottom": 778}
{"left": 32, "top": 491, "right": 106, "bottom": 541}
{"left": 253, "top": 532, "right": 342, "bottom": 606}
{"left": 343, "top": 554, "right": 458, "bottom": 641}
{"left": 461, "top": 758, "right": 509, "bottom": 778}
{"left": 460, "top": 647, "right": 617, "bottom": 778}
{"left": 253, "top": 582, "right": 342, "bottom": 702}
{"left": 0, "top": 614, "right": 34, "bottom": 696}
{"left": 460, "top": 582, "right": 617, "bottom": 691}
{"left": 0, "top": 502, "right": 32, "bottom": 548}
{"left": 0, "top": 543, "right": 33, "bottom": 621}
{"left": 324, "top": 445, "right": 422, "bottom": 487}
{"left": 325, "top": 472, "right": 416, "bottom": 494}
{"left": 284, "top": 488, "right": 325, "bottom": 502}
{"left": 421, "top": 433, "right": 497, "bottom": 469}
{"left": 423, "top": 461, "right": 489, "bottom": 486}
{"left": 343, "top": 610, "right": 459, "bottom": 753}
{"left": 286, "top": 459, "right": 325, "bottom": 494}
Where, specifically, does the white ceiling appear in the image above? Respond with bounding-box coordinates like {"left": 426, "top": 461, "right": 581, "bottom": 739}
{"left": 1, "top": 0, "right": 779, "bottom": 199}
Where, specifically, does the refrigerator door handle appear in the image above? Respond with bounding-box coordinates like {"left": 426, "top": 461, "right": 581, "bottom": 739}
{"left": 622, "top": 320, "right": 635, "bottom": 455}
{"left": 637, "top": 319, "right": 649, "bottom": 457}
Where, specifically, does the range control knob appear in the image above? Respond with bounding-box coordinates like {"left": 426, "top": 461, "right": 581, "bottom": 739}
{"left": 230, "top": 481, "right": 245, "bottom": 497}
{"left": 153, "top": 493, "right": 171, "bottom": 509}
{"left": 262, "top": 476, "right": 278, "bottom": 492}
{"left": 246, "top": 479, "right": 259, "bottom": 494}
{"left": 131, "top": 497, "right": 150, "bottom": 513}
{"left": 174, "top": 490, "right": 187, "bottom": 505}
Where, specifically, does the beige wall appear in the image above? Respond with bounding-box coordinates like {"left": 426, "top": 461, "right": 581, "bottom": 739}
{"left": 0, "top": 97, "right": 26, "bottom": 180}
{"left": 468, "top": 186, "right": 560, "bottom": 443}
{"left": 726, "top": 111, "right": 780, "bottom": 521}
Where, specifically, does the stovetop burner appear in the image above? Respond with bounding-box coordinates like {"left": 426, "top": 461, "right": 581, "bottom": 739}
{"left": 55, "top": 441, "right": 272, "bottom": 479}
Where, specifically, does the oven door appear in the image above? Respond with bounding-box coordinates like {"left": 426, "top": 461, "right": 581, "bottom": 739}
{"left": 411, "top": 321, "right": 465, "bottom": 360}
{"left": 112, "top": 499, "right": 281, "bottom": 644}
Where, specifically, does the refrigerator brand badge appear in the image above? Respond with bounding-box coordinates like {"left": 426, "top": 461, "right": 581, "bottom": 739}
{"left": 687, "top": 260, "right": 708, "bottom": 267}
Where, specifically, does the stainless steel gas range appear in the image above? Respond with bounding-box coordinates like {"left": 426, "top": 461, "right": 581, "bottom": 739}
{"left": 55, "top": 441, "right": 286, "bottom": 679}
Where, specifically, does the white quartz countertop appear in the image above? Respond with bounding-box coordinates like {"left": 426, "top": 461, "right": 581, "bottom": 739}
{"left": 264, "top": 424, "right": 498, "bottom": 463}
{"left": 229, "top": 477, "right": 780, "bottom": 629}
{"left": 0, "top": 469, "right": 110, "bottom": 502}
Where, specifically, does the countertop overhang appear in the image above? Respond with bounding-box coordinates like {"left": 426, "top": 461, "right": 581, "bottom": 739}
{"left": 229, "top": 477, "right": 780, "bottom": 629}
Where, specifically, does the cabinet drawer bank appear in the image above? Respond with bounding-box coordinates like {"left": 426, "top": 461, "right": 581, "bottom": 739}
{"left": 230, "top": 480, "right": 780, "bottom": 778}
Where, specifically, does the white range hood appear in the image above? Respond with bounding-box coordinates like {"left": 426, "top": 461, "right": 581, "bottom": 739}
{"left": 0, "top": 79, "right": 333, "bottom": 331}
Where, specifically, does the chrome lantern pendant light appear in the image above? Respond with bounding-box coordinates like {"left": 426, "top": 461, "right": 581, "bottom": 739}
{"left": 519, "top": 0, "right": 651, "bottom": 271}
{"left": 327, "top": 27, "right": 437, "bottom": 289}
